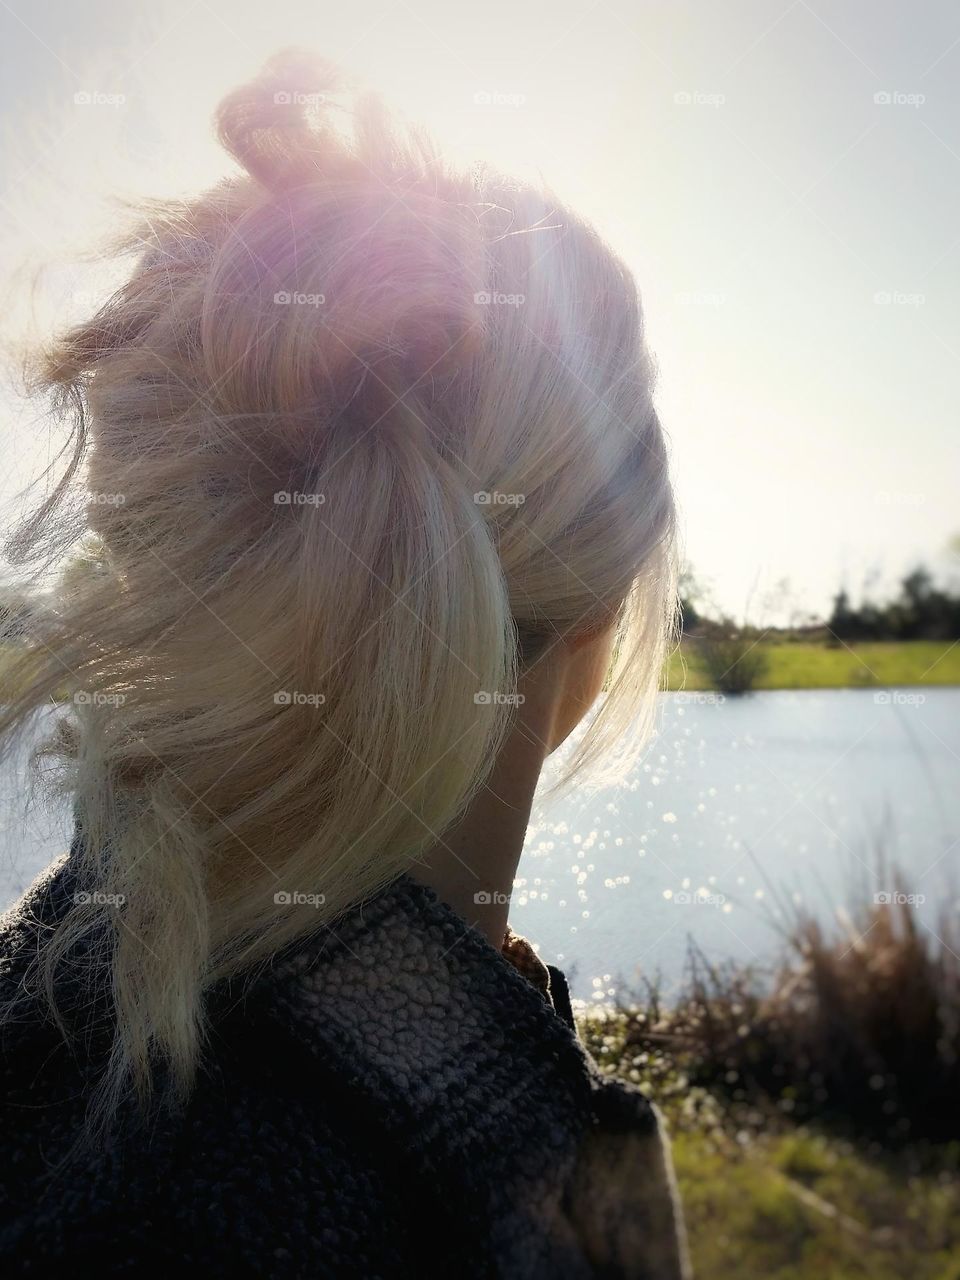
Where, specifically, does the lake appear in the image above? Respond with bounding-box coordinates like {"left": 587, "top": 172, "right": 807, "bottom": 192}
{"left": 3, "top": 689, "right": 958, "bottom": 1000}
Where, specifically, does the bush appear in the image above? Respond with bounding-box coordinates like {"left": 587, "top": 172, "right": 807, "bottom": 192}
{"left": 695, "top": 625, "right": 770, "bottom": 693}
{"left": 609, "top": 863, "right": 960, "bottom": 1149}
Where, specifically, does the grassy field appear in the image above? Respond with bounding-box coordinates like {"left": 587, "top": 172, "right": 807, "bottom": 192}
{"left": 667, "top": 639, "right": 960, "bottom": 691}
{"left": 673, "top": 1118, "right": 960, "bottom": 1279}
{"left": 581, "top": 1012, "right": 960, "bottom": 1279}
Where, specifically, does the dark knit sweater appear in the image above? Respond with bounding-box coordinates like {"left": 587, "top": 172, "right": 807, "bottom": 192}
{"left": 0, "top": 848, "right": 692, "bottom": 1278}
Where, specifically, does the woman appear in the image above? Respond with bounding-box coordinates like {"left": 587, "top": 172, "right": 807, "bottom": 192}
{"left": 0, "top": 50, "right": 690, "bottom": 1278}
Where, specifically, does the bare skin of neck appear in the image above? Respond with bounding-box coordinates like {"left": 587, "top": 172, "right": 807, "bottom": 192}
{"left": 408, "top": 625, "right": 615, "bottom": 948}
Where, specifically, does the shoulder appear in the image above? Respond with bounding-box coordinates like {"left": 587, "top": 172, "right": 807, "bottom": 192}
{"left": 0, "top": 864, "right": 435, "bottom": 1276}
{"left": 0, "top": 992, "right": 435, "bottom": 1277}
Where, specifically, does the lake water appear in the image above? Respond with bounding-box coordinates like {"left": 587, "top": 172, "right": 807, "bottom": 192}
{"left": 2, "top": 690, "right": 958, "bottom": 1000}
{"left": 514, "top": 688, "right": 959, "bottom": 999}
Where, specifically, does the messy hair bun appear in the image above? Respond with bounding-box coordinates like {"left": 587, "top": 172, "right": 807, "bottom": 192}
{"left": 215, "top": 49, "right": 358, "bottom": 189}
{"left": 2, "top": 50, "right": 677, "bottom": 1133}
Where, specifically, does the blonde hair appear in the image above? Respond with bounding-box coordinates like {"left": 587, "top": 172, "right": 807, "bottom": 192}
{"left": 0, "top": 50, "right": 677, "bottom": 1129}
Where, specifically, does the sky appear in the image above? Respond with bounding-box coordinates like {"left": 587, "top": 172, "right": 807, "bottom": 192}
{"left": 0, "top": 0, "right": 957, "bottom": 624}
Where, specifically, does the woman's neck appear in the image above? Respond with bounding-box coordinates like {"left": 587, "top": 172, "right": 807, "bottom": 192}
{"left": 408, "top": 665, "right": 560, "bottom": 948}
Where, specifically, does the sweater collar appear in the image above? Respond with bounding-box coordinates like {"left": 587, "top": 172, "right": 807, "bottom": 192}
{"left": 246, "top": 874, "right": 691, "bottom": 1280}
{"left": 253, "top": 871, "right": 597, "bottom": 1151}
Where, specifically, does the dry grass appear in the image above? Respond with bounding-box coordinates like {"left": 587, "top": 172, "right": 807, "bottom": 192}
{"left": 614, "top": 866, "right": 960, "bottom": 1149}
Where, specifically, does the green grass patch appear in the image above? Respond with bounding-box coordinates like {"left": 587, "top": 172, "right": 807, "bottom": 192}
{"left": 580, "top": 1011, "right": 960, "bottom": 1279}
{"left": 667, "top": 640, "right": 960, "bottom": 691}
{"left": 672, "top": 1126, "right": 960, "bottom": 1280}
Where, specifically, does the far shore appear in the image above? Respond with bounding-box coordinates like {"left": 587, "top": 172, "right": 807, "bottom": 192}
{"left": 666, "top": 638, "right": 960, "bottom": 691}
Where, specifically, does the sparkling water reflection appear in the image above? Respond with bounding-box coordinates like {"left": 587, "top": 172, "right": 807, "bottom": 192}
{"left": 515, "top": 689, "right": 960, "bottom": 1000}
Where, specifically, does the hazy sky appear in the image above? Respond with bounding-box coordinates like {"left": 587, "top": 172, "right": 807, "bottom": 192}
{"left": 1, "top": 0, "right": 957, "bottom": 623}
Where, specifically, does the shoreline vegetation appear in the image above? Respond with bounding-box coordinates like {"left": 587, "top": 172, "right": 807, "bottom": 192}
{"left": 578, "top": 867, "right": 960, "bottom": 1277}
{"left": 667, "top": 562, "right": 960, "bottom": 693}
{"left": 666, "top": 637, "right": 960, "bottom": 692}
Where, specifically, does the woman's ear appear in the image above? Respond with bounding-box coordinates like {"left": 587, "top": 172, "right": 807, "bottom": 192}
{"left": 566, "top": 609, "right": 619, "bottom": 652}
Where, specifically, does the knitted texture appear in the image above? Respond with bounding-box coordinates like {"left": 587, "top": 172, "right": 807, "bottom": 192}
{"left": 0, "top": 847, "right": 692, "bottom": 1278}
